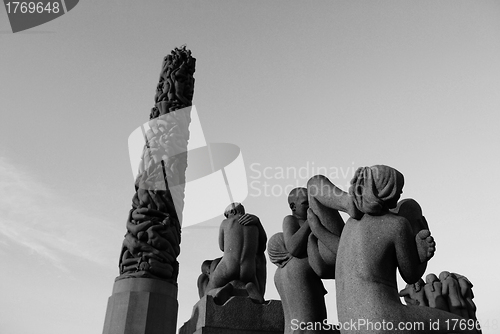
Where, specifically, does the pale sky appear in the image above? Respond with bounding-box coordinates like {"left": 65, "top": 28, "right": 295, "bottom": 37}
{"left": 1, "top": 1, "right": 500, "bottom": 333}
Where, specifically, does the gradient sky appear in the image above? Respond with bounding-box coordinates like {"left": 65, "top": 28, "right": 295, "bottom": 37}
{"left": 1, "top": 1, "right": 500, "bottom": 333}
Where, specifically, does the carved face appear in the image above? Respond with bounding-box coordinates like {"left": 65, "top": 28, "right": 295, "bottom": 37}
{"left": 292, "top": 192, "right": 309, "bottom": 219}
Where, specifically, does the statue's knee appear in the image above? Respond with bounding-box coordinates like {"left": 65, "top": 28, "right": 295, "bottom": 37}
{"left": 307, "top": 175, "right": 327, "bottom": 197}
{"left": 307, "top": 175, "right": 327, "bottom": 187}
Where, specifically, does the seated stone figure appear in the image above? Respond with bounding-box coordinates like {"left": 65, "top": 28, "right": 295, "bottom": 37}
{"left": 203, "top": 203, "right": 267, "bottom": 304}
{"left": 268, "top": 188, "right": 333, "bottom": 334}
{"left": 308, "top": 165, "right": 479, "bottom": 333}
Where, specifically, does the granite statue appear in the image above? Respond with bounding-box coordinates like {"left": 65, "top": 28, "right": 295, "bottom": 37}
{"left": 103, "top": 46, "right": 196, "bottom": 334}
{"left": 200, "top": 203, "right": 267, "bottom": 304}
{"left": 116, "top": 46, "right": 195, "bottom": 283}
{"left": 307, "top": 165, "right": 479, "bottom": 333}
{"left": 268, "top": 187, "right": 336, "bottom": 334}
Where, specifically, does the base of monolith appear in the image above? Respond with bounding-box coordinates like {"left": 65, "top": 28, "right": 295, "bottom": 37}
{"left": 102, "top": 278, "right": 178, "bottom": 334}
{"left": 179, "top": 295, "right": 284, "bottom": 334}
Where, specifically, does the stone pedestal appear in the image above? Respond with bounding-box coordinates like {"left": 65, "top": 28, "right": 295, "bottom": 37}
{"left": 179, "top": 295, "right": 284, "bottom": 334}
{"left": 102, "top": 278, "right": 178, "bottom": 334}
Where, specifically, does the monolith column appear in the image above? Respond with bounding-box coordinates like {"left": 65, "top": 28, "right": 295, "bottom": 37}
{"left": 103, "top": 46, "right": 195, "bottom": 334}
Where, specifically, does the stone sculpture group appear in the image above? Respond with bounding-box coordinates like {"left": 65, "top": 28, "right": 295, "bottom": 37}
{"left": 106, "top": 48, "right": 481, "bottom": 334}
{"left": 197, "top": 165, "right": 480, "bottom": 334}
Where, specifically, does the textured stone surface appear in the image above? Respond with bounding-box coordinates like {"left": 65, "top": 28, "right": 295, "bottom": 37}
{"left": 179, "top": 295, "right": 284, "bottom": 334}
{"left": 102, "top": 278, "right": 178, "bottom": 334}
{"left": 117, "top": 46, "right": 196, "bottom": 283}
{"left": 308, "top": 165, "right": 479, "bottom": 333}
{"left": 103, "top": 46, "right": 195, "bottom": 334}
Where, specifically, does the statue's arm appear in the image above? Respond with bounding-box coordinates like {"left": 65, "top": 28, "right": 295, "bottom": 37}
{"left": 218, "top": 221, "right": 225, "bottom": 252}
{"left": 237, "top": 214, "right": 267, "bottom": 253}
{"left": 394, "top": 217, "right": 427, "bottom": 284}
{"left": 257, "top": 221, "right": 267, "bottom": 254}
{"left": 283, "top": 215, "right": 310, "bottom": 257}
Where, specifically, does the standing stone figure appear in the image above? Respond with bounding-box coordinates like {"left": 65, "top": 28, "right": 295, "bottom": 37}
{"left": 268, "top": 188, "right": 335, "bottom": 334}
{"left": 201, "top": 203, "right": 267, "bottom": 304}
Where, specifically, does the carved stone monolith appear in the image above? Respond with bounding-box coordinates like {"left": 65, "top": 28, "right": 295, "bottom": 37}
{"left": 103, "top": 46, "right": 195, "bottom": 334}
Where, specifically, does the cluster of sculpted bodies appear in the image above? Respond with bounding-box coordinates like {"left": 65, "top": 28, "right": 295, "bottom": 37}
{"left": 303, "top": 165, "right": 479, "bottom": 334}
{"left": 196, "top": 165, "right": 480, "bottom": 334}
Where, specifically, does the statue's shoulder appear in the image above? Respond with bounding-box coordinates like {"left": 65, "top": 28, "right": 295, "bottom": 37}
{"left": 283, "top": 214, "right": 299, "bottom": 225}
{"left": 392, "top": 213, "right": 412, "bottom": 227}
{"left": 220, "top": 217, "right": 231, "bottom": 227}
{"left": 380, "top": 213, "right": 412, "bottom": 234}
{"left": 222, "top": 215, "right": 239, "bottom": 227}
{"left": 362, "top": 212, "right": 409, "bottom": 227}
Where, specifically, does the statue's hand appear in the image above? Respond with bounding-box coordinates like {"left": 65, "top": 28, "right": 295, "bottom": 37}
{"left": 416, "top": 229, "right": 436, "bottom": 263}
{"left": 238, "top": 214, "right": 260, "bottom": 226}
